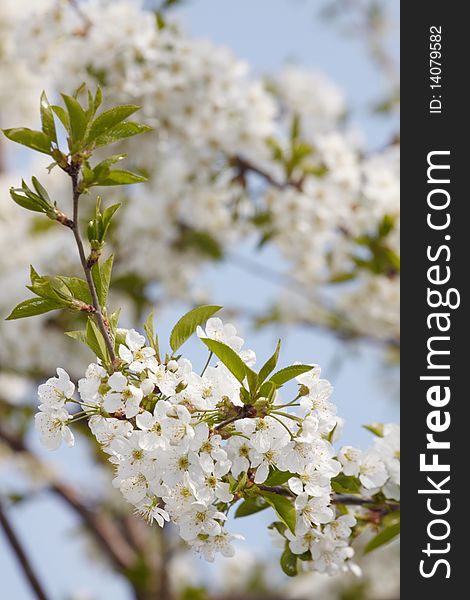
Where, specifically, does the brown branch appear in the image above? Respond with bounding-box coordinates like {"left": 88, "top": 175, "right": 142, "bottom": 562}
{"left": 0, "top": 500, "right": 50, "bottom": 600}
{"left": 69, "top": 168, "right": 116, "bottom": 365}
{"left": 257, "top": 485, "right": 400, "bottom": 510}
{"left": 214, "top": 404, "right": 257, "bottom": 431}
{"left": 67, "top": 0, "right": 93, "bottom": 34}
{"left": 258, "top": 485, "right": 295, "bottom": 497}
{"left": 232, "top": 155, "right": 303, "bottom": 191}
{"left": 0, "top": 423, "right": 136, "bottom": 572}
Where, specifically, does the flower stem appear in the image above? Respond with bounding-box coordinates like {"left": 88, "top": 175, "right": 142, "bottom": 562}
{"left": 200, "top": 351, "right": 213, "bottom": 377}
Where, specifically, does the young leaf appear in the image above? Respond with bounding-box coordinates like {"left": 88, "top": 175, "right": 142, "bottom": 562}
{"left": 93, "top": 87, "right": 103, "bottom": 114}
{"left": 6, "top": 297, "right": 64, "bottom": 320}
{"left": 169, "top": 305, "right": 221, "bottom": 352}
{"left": 260, "top": 491, "right": 296, "bottom": 534}
{"left": 91, "top": 255, "right": 114, "bottom": 307}
{"left": 199, "top": 338, "right": 247, "bottom": 383}
{"left": 269, "top": 364, "right": 313, "bottom": 387}
{"left": 96, "top": 169, "right": 147, "bottom": 186}
{"left": 30, "top": 266, "right": 41, "bottom": 285}
{"left": 263, "top": 469, "right": 295, "bottom": 487}
{"left": 61, "top": 93, "right": 88, "bottom": 144}
{"left": 364, "top": 521, "right": 400, "bottom": 554}
{"left": 87, "top": 105, "right": 140, "bottom": 143}
{"left": 245, "top": 368, "right": 258, "bottom": 395}
{"left": 57, "top": 276, "right": 91, "bottom": 304}
{"left": 268, "top": 521, "right": 287, "bottom": 537}
{"left": 10, "top": 189, "right": 47, "bottom": 213}
{"left": 2, "top": 128, "right": 51, "bottom": 155}
{"left": 280, "top": 544, "right": 298, "bottom": 577}
{"left": 51, "top": 105, "right": 71, "bottom": 133}
{"left": 258, "top": 380, "right": 276, "bottom": 401}
{"left": 258, "top": 339, "right": 281, "bottom": 384}
{"left": 331, "top": 474, "right": 362, "bottom": 495}
{"left": 235, "top": 496, "right": 269, "bottom": 518}
{"left": 102, "top": 203, "right": 121, "bottom": 230}
{"left": 363, "top": 423, "right": 385, "bottom": 437}
{"left": 86, "top": 318, "right": 109, "bottom": 363}
{"left": 144, "top": 310, "right": 159, "bottom": 354}
{"left": 65, "top": 330, "right": 87, "bottom": 345}
{"left": 31, "top": 177, "right": 51, "bottom": 203}
{"left": 92, "top": 154, "right": 127, "bottom": 179}
{"left": 40, "top": 92, "right": 57, "bottom": 144}
{"left": 93, "top": 121, "right": 152, "bottom": 148}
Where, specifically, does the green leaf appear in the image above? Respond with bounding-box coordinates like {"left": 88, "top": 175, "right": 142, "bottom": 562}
{"left": 51, "top": 105, "right": 71, "bottom": 133}
{"left": 181, "top": 229, "right": 223, "bottom": 260}
{"left": 6, "top": 297, "right": 63, "bottom": 320}
{"left": 2, "top": 128, "right": 51, "bottom": 155}
{"left": 378, "top": 214, "right": 395, "bottom": 238}
{"left": 87, "top": 105, "right": 140, "bottom": 143}
{"left": 108, "top": 309, "right": 121, "bottom": 338}
{"left": 57, "top": 276, "right": 91, "bottom": 303}
{"left": 86, "top": 318, "right": 109, "bottom": 363}
{"left": 144, "top": 310, "right": 160, "bottom": 357}
{"left": 31, "top": 177, "right": 51, "bottom": 203}
{"left": 258, "top": 379, "right": 277, "bottom": 401}
{"left": 258, "top": 339, "right": 281, "bottom": 384}
{"left": 268, "top": 521, "right": 287, "bottom": 537}
{"left": 364, "top": 522, "right": 400, "bottom": 554}
{"left": 363, "top": 423, "right": 384, "bottom": 437}
{"left": 245, "top": 368, "right": 258, "bottom": 395}
{"left": 269, "top": 364, "right": 313, "bottom": 387}
{"left": 65, "top": 330, "right": 87, "bottom": 344}
{"left": 102, "top": 203, "right": 121, "bottom": 230}
{"left": 61, "top": 93, "right": 88, "bottom": 144}
{"left": 92, "top": 154, "right": 127, "bottom": 179}
{"left": 40, "top": 92, "right": 57, "bottom": 144}
{"left": 280, "top": 544, "right": 298, "bottom": 577}
{"left": 234, "top": 496, "right": 269, "bottom": 518}
{"left": 263, "top": 469, "right": 295, "bottom": 487}
{"left": 170, "top": 305, "right": 221, "bottom": 352}
{"left": 260, "top": 491, "right": 296, "bottom": 534}
{"left": 30, "top": 266, "right": 41, "bottom": 285}
{"left": 93, "top": 87, "right": 103, "bottom": 114}
{"left": 290, "top": 114, "right": 301, "bottom": 142}
{"left": 96, "top": 169, "right": 147, "bottom": 186}
{"left": 10, "top": 189, "right": 46, "bottom": 213}
{"left": 93, "top": 121, "right": 152, "bottom": 148}
{"left": 383, "top": 510, "right": 400, "bottom": 528}
{"left": 330, "top": 272, "right": 356, "bottom": 283}
{"left": 199, "top": 338, "right": 247, "bottom": 384}
{"left": 91, "top": 255, "right": 114, "bottom": 307}
{"left": 331, "top": 474, "right": 362, "bottom": 495}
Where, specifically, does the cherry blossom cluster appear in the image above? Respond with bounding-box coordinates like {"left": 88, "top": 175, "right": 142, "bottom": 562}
{"left": 34, "top": 315, "right": 399, "bottom": 572}
{"left": 0, "top": 0, "right": 400, "bottom": 386}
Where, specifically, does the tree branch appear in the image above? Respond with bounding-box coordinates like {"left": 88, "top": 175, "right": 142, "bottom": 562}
{"left": 67, "top": 0, "right": 93, "bottom": 34}
{"left": 0, "top": 423, "right": 136, "bottom": 572}
{"left": 0, "top": 500, "right": 50, "bottom": 600}
{"left": 233, "top": 155, "right": 303, "bottom": 191}
{"left": 69, "top": 168, "right": 116, "bottom": 365}
{"left": 257, "top": 485, "right": 400, "bottom": 510}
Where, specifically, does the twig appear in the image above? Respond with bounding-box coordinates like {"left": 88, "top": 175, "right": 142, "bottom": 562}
{"left": 257, "top": 485, "right": 400, "bottom": 510}
{"left": 258, "top": 485, "right": 295, "bottom": 498}
{"left": 233, "top": 155, "right": 303, "bottom": 191}
{"left": 214, "top": 404, "right": 257, "bottom": 431}
{"left": 67, "top": 0, "right": 93, "bottom": 34}
{"left": 69, "top": 168, "right": 116, "bottom": 365}
{"left": 0, "top": 500, "right": 50, "bottom": 600}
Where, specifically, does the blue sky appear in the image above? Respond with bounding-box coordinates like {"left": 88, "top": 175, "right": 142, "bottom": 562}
{"left": 1, "top": 1, "right": 399, "bottom": 597}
